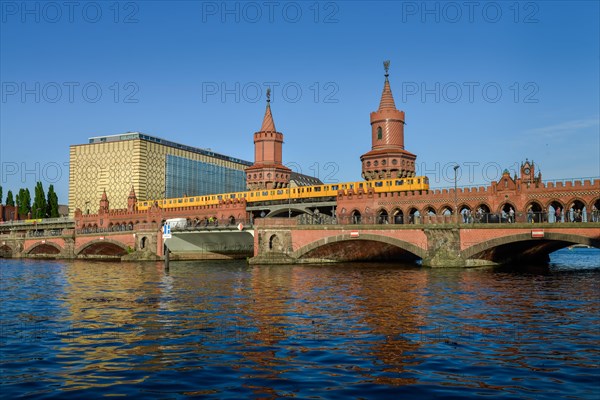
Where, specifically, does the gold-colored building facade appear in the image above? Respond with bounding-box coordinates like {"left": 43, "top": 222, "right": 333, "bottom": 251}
{"left": 68, "top": 133, "right": 250, "bottom": 215}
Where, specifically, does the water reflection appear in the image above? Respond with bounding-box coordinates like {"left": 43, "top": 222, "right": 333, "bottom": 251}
{"left": 0, "top": 251, "right": 598, "bottom": 398}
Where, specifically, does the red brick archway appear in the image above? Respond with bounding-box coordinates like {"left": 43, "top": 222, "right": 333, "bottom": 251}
{"left": 76, "top": 239, "right": 128, "bottom": 257}
{"left": 463, "top": 232, "right": 600, "bottom": 264}
{"left": 292, "top": 233, "right": 427, "bottom": 262}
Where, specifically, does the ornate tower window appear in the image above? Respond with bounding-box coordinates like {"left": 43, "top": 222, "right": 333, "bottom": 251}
{"left": 377, "top": 126, "right": 382, "bottom": 140}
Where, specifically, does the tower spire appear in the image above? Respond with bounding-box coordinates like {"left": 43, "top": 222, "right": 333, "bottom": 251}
{"left": 246, "top": 90, "right": 291, "bottom": 190}
{"left": 378, "top": 60, "right": 396, "bottom": 111}
{"left": 361, "top": 60, "right": 416, "bottom": 181}
{"left": 260, "top": 87, "right": 276, "bottom": 132}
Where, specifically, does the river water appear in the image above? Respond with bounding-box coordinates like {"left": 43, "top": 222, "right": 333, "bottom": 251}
{"left": 1, "top": 248, "right": 599, "bottom": 399}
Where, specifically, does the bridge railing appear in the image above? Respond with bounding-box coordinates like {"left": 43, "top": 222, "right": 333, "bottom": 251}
{"left": 171, "top": 218, "right": 254, "bottom": 231}
{"left": 76, "top": 225, "right": 135, "bottom": 235}
{"left": 0, "top": 217, "right": 73, "bottom": 226}
{"left": 297, "top": 211, "right": 600, "bottom": 226}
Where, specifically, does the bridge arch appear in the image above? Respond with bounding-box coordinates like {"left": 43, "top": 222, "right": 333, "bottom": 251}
{"left": 391, "top": 208, "right": 404, "bottom": 224}
{"left": 525, "top": 200, "right": 545, "bottom": 222}
{"left": 292, "top": 233, "right": 427, "bottom": 262}
{"left": 76, "top": 239, "right": 128, "bottom": 257}
{"left": 463, "top": 232, "right": 600, "bottom": 264}
{"left": 565, "top": 198, "right": 587, "bottom": 222}
{"left": 376, "top": 208, "right": 389, "bottom": 224}
{"left": 440, "top": 204, "right": 453, "bottom": 215}
{"left": 350, "top": 209, "right": 362, "bottom": 224}
{"left": 0, "top": 244, "right": 14, "bottom": 257}
{"left": 424, "top": 205, "right": 436, "bottom": 215}
{"left": 26, "top": 241, "right": 62, "bottom": 255}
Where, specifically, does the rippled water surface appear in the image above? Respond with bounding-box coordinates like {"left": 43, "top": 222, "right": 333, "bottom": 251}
{"left": 1, "top": 249, "right": 599, "bottom": 399}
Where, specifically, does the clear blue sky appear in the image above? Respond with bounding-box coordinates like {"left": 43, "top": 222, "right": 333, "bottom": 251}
{"left": 1, "top": 1, "right": 599, "bottom": 204}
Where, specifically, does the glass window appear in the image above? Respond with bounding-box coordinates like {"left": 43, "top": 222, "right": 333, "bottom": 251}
{"left": 377, "top": 126, "right": 382, "bottom": 140}
{"left": 165, "top": 154, "right": 246, "bottom": 198}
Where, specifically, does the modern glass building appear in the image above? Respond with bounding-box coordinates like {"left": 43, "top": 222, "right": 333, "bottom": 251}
{"left": 69, "top": 132, "right": 251, "bottom": 214}
{"left": 165, "top": 155, "right": 247, "bottom": 198}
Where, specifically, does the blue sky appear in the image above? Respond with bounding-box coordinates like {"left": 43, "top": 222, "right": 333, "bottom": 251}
{"left": 1, "top": 0, "right": 599, "bottom": 203}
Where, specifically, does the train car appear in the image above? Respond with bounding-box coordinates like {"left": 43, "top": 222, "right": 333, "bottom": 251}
{"left": 136, "top": 176, "right": 429, "bottom": 211}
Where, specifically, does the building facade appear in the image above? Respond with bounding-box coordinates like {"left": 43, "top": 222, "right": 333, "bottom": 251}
{"left": 68, "top": 132, "right": 251, "bottom": 214}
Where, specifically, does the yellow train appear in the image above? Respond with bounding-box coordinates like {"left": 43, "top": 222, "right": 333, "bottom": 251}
{"left": 136, "top": 176, "right": 429, "bottom": 211}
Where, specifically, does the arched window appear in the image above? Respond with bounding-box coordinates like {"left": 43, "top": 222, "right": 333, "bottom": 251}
{"left": 377, "top": 126, "right": 382, "bottom": 140}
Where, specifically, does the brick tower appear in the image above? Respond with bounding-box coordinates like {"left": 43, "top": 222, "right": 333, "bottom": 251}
{"left": 361, "top": 61, "right": 417, "bottom": 180}
{"left": 245, "top": 89, "right": 291, "bottom": 190}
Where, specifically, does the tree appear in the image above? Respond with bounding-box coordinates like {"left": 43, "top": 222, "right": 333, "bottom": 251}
{"left": 46, "top": 184, "right": 59, "bottom": 218}
{"left": 6, "top": 190, "right": 15, "bottom": 206}
{"left": 32, "top": 182, "right": 47, "bottom": 218}
{"left": 17, "top": 188, "right": 31, "bottom": 217}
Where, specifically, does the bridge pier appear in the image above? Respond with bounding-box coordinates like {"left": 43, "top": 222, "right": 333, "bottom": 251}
{"left": 421, "top": 227, "right": 466, "bottom": 268}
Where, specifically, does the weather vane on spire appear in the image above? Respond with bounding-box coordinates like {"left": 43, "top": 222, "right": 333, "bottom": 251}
{"left": 383, "top": 60, "right": 390, "bottom": 77}
{"left": 266, "top": 87, "right": 271, "bottom": 103}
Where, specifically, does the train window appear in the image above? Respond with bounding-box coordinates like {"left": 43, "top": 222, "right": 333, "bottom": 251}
{"left": 277, "top": 190, "right": 283, "bottom": 195}
{"left": 324, "top": 186, "right": 329, "bottom": 191}
{"left": 189, "top": 198, "right": 194, "bottom": 202}
{"left": 417, "top": 179, "right": 420, "bottom": 184}
{"left": 250, "top": 193, "right": 254, "bottom": 197}
{"left": 178, "top": 199, "right": 183, "bottom": 203}
{"left": 358, "top": 183, "right": 363, "bottom": 188}
{"left": 307, "top": 188, "right": 312, "bottom": 193}
{"left": 367, "top": 182, "right": 372, "bottom": 187}
{"left": 262, "top": 191, "right": 268, "bottom": 196}
{"left": 217, "top": 195, "right": 222, "bottom": 200}
{"left": 314, "top": 187, "right": 321, "bottom": 192}
{"left": 424, "top": 177, "right": 429, "bottom": 184}
{"left": 375, "top": 182, "right": 383, "bottom": 187}
{"left": 270, "top": 191, "right": 275, "bottom": 195}
{"left": 350, "top": 184, "right": 354, "bottom": 189}
{"left": 230, "top": 194, "right": 235, "bottom": 198}
{"left": 332, "top": 185, "right": 339, "bottom": 190}
{"left": 409, "top": 180, "right": 413, "bottom": 184}
{"left": 387, "top": 181, "right": 392, "bottom": 186}
{"left": 143, "top": 202, "right": 148, "bottom": 206}
{"left": 341, "top": 185, "right": 347, "bottom": 189}
{"left": 211, "top": 196, "right": 215, "bottom": 200}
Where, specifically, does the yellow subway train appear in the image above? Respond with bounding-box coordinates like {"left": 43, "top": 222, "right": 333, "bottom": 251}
{"left": 136, "top": 176, "right": 429, "bottom": 211}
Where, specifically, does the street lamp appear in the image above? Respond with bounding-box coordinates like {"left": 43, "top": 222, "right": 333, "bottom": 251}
{"left": 453, "top": 165, "right": 460, "bottom": 223}
{"left": 288, "top": 183, "right": 292, "bottom": 219}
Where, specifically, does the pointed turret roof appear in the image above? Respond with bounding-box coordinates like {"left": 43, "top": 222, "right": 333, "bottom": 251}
{"left": 260, "top": 102, "right": 276, "bottom": 132}
{"left": 260, "top": 89, "right": 276, "bottom": 132}
{"left": 378, "top": 60, "right": 397, "bottom": 111}
{"left": 128, "top": 186, "right": 136, "bottom": 198}
{"left": 101, "top": 189, "right": 108, "bottom": 201}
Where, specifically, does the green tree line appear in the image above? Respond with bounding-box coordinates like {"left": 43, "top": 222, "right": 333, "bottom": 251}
{"left": 0, "top": 183, "right": 60, "bottom": 219}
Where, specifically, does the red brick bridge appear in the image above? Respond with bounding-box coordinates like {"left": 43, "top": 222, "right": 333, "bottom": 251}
{"left": 251, "top": 219, "right": 600, "bottom": 267}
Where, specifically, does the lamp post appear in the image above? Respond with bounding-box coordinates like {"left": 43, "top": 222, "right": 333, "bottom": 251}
{"left": 453, "top": 165, "right": 459, "bottom": 224}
